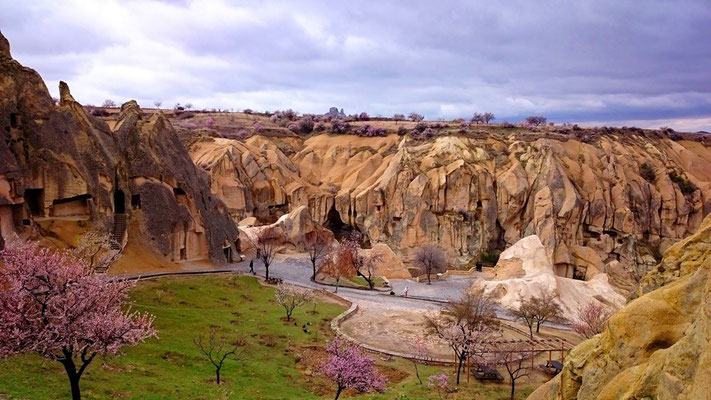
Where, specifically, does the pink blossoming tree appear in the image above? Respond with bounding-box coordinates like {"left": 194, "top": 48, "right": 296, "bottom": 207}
{"left": 320, "top": 337, "right": 387, "bottom": 400}
{"left": 0, "top": 241, "right": 157, "bottom": 400}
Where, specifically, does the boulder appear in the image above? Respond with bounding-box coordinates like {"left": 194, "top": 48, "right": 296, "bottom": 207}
{"left": 475, "top": 235, "right": 625, "bottom": 320}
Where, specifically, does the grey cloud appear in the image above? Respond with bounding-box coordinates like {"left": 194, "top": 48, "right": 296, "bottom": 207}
{"left": 0, "top": 0, "right": 709, "bottom": 130}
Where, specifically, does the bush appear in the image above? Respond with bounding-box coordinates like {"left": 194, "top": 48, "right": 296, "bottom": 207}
{"left": 480, "top": 251, "right": 499, "bottom": 266}
{"left": 358, "top": 112, "right": 370, "bottom": 121}
{"left": 669, "top": 171, "right": 697, "bottom": 195}
{"left": 408, "top": 112, "right": 424, "bottom": 122}
{"left": 330, "top": 119, "right": 350, "bottom": 134}
{"left": 243, "top": 108, "right": 253, "bottom": 114}
{"left": 397, "top": 126, "right": 407, "bottom": 136}
{"left": 356, "top": 124, "right": 386, "bottom": 137}
{"left": 314, "top": 122, "right": 326, "bottom": 132}
{"left": 501, "top": 121, "right": 515, "bottom": 129}
{"left": 524, "top": 116, "right": 547, "bottom": 126}
{"left": 639, "top": 162, "right": 656, "bottom": 183}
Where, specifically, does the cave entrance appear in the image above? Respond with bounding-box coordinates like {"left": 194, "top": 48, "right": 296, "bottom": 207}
{"left": 114, "top": 189, "right": 126, "bottom": 214}
{"left": 324, "top": 206, "right": 362, "bottom": 242}
{"left": 24, "top": 189, "right": 44, "bottom": 216}
{"left": 223, "top": 246, "right": 232, "bottom": 263}
{"left": 10, "top": 113, "right": 19, "bottom": 129}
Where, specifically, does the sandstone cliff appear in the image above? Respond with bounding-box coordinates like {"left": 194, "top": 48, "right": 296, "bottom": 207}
{"left": 186, "top": 127, "right": 711, "bottom": 292}
{"left": 0, "top": 30, "right": 239, "bottom": 267}
{"left": 528, "top": 213, "right": 711, "bottom": 400}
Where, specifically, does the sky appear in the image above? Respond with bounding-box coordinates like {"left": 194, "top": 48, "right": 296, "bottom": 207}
{"left": 1, "top": 0, "right": 710, "bottom": 131}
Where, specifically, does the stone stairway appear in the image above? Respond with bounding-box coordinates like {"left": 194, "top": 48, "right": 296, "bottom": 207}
{"left": 110, "top": 213, "right": 127, "bottom": 250}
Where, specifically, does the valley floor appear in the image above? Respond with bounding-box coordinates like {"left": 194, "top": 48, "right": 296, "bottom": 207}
{"left": 0, "top": 274, "right": 547, "bottom": 399}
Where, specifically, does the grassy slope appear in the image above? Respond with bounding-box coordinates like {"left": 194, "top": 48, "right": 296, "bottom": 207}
{"left": 0, "top": 274, "right": 537, "bottom": 399}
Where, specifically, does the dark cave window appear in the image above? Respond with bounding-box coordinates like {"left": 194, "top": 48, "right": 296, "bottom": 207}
{"left": 10, "top": 113, "right": 19, "bottom": 128}
{"left": 131, "top": 194, "right": 141, "bottom": 209}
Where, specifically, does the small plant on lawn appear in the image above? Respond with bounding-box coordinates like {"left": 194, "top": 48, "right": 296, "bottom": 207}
{"left": 252, "top": 226, "right": 285, "bottom": 281}
{"left": 409, "top": 337, "right": 431, "bottom": 384}
{"left": 193, "top": 327, "right": 246, "bottom": 385}
{"left": 320, "top": 337, "right": 387, "bottom": 400}
{"left": 0, "top": 241, "right": 156, "bottom": 400}
{"left": 428, "top": 373, "right": 450, "bottom": 399}
{"left": 274, "top": 283, "right": 313, "bottom": 321}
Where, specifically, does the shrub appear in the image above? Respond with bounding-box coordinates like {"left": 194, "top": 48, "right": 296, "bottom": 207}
{"left": 397, "top": 126, "right": 407, "bottom": 136}
{"left": 253, "top": 122, "right": 264, "bottom": 133}
{"left": 296, "top": 117, "right": 314, "bottom": 134}
{"left": 639, "top": 162, "right": 656, "bottom": 183}
{"left": 314, "top": 122, "right": 326, "bottom": 132}
{"left": 524, "top": 116, "right": 547, "bottom": 126}
{"left": 393, "top": 114, "right": 405, "bottom": 123}
{"left": 358, "top": 112, "right": 370, "bottom": 121}
{"left": 501, "top": 121, "right": 515, "bottom": 128}
{"left": 356, "top": 124, "right": 387, "bottom": 137}
{"left": 243, "top": 108, "right": 253, "bottom": 114}
{"left": 480, "top": 251, "right": 499, "bottom": 265}
{"left": 330, "top": 119, "right": 350, "bottom": 134}
{"left": 669, "top": 171, "right": 697, "bottom": 195}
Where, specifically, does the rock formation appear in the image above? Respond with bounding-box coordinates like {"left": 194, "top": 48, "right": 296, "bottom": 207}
{"left": 186, "top": 128, "right": 711, "bottom": 293}
{"left": 0, "top": 29, "right": 239, "bottom": 267}
{"left": 528, "top": 213, "right": 711, "bottom": 400}
{"left": 475, "top": 235, "right": 625, "bottom": 320}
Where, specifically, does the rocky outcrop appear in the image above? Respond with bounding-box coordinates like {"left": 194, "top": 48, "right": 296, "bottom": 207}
{"left": 475, "top": 235, "right": 625, "bottom": 320}
{"left": 528, "top": 213, "right": 711, "bottom": 400}
{"left": 0, "top": 30, "right": 238, "bottom": 266}
{"left": 187, "top": 130, "right": 711, "bottom": 293}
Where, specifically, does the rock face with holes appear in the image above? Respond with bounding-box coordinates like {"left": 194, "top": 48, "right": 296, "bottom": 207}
{"left": 528, "top": 213, "right": 711, "bottom": 400}
{"left": 0, "top": 29, "right": 239, "bottom": 266}
{"left": 186, "top": 126, "right": 711, "bottom": 293}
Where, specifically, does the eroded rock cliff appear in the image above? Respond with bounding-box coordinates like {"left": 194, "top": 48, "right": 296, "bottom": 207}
{"left": 528, "top": 213, "right": 711, "bottom": 400}
{"left": 187, "top": 128, "right": 711, "bottom": 292}
{"left": 0, "top": 29, "right": 239, "bottom": 267}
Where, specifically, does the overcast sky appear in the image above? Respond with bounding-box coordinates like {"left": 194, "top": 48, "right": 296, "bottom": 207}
{"left": 1, "top": 0, "right": 710, "bottom": 131}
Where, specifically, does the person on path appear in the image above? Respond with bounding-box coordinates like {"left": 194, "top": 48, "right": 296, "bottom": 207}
{"left": 249, "top": 259, "right": 255, "bottom": 275}
{"left": 404, "top": 286, "right": 409, "bottom": 298}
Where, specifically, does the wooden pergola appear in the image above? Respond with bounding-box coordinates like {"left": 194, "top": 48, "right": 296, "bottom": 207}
{"left": 457, "top": 338, "right": 571, "bottom": 383}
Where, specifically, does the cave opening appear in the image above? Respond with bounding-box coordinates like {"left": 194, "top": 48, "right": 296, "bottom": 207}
{"left": 131, "top": 194, "right": 141, "bottom": 209}
{"left": 114, "top": 189, "right": 126, "bottom": 214}
{"left": 24, "top": 189, "right": 44, "bottom": 216}
{"left": 10, "top": 113, "right": 19, "bottom": 129}
{"left": 324, "top": 205, "right": 361, "bottom": 242}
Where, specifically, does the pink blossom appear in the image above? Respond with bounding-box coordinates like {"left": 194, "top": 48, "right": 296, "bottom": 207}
{"left": 319, "top": 337, "right": 387, "bottom": 399}
{"left": 0, "top": 241, "right": 156, "bottom": 400}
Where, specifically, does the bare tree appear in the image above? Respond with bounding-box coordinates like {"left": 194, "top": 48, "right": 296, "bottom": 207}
{"left": 408, "top": 112, "right": 424, "bottom": 122}
{"left": 154, "top": 100, "right": 162, "bottom": 109}
{"left": 512, "top": 297, "right": 538, "bottom": 339}
{"left": 524, "top": 116, "right": 547, "bottom": 126}
{"left": 424, "top": 288, "right": 500, "bottom": 384}
{"left": 572, "top": 301, "right": 614, "bottom": 339}
{"left": 490, "top": 342, "right": 531, "bottom": 400}
{"left": 274, "top": 283, "right": 312, "bottom": 321}
{"left": 73, "top": 230, "right": 121, "bottom": 273}
{"left": 530, "top": 290, "right": 563, "bottom": 333}
{"left": 102, "top": 99, "right": 116, "bottom": 108}
{"left": 482, "top": 112, "right": 495, "bottom": 124}
{"left": 185, "top": 103, "right": 193, "bottom": 110}
{"left": 393, "top": 114, "right": 405, "bottom": 124}
{"left": 193, "top": 328, "right": 246, "bottom": 384}
{"left": 414, "top": 244, "right": 447, "bottom": 284}
{"left": 253, "top": 226, "right": 284, "bottom": 281}
{"left": 302, "top": 226, "right": 332, "bottom": 281}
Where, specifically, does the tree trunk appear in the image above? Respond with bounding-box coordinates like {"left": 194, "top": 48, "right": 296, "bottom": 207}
{"left": 536, "top": 320, "right": 542, "bottom": 333}
{"left": 413, "top": 361, "right": 422, "bottom": 384}
{"left": 311, "top": 259, "right": 316, "bottom": 281}
{"left": 216, "top": 367, "right": 221, "bottom": 384}
{"left": 60, "top": 359, "right": 82, "bottom": 400}
{"left": 510, "top": 379, "right": 515, "bottom": 400}
{"left": 265, "top": 263, "right": 270, "bottom": 280}
{"left": 427, "top": 273, "right": 431, "bottom": 285}
{"left": 456, "top": 357, "right": 464, "bottom": 385}
{"left": 527, "top": 324, "right": 534, "bottom": 339}
{"left": 335, "top": 278, "right": 339, "bottom": 293}
{"left": 334, "top": 386, "right": 343, "bottom": 400}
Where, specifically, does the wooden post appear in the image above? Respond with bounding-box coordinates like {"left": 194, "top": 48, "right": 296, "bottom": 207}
{"left": 560, "top": 340, "right": 565, "bottom": 363}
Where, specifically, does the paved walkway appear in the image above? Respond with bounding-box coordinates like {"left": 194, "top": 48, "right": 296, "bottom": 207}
{"left": 118, "top": 252, "right": 569, "bottom": 329}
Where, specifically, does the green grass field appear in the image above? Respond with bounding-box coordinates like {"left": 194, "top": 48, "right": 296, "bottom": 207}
{"left": 0, "top": 274, "right": 538, "bottom": 399}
